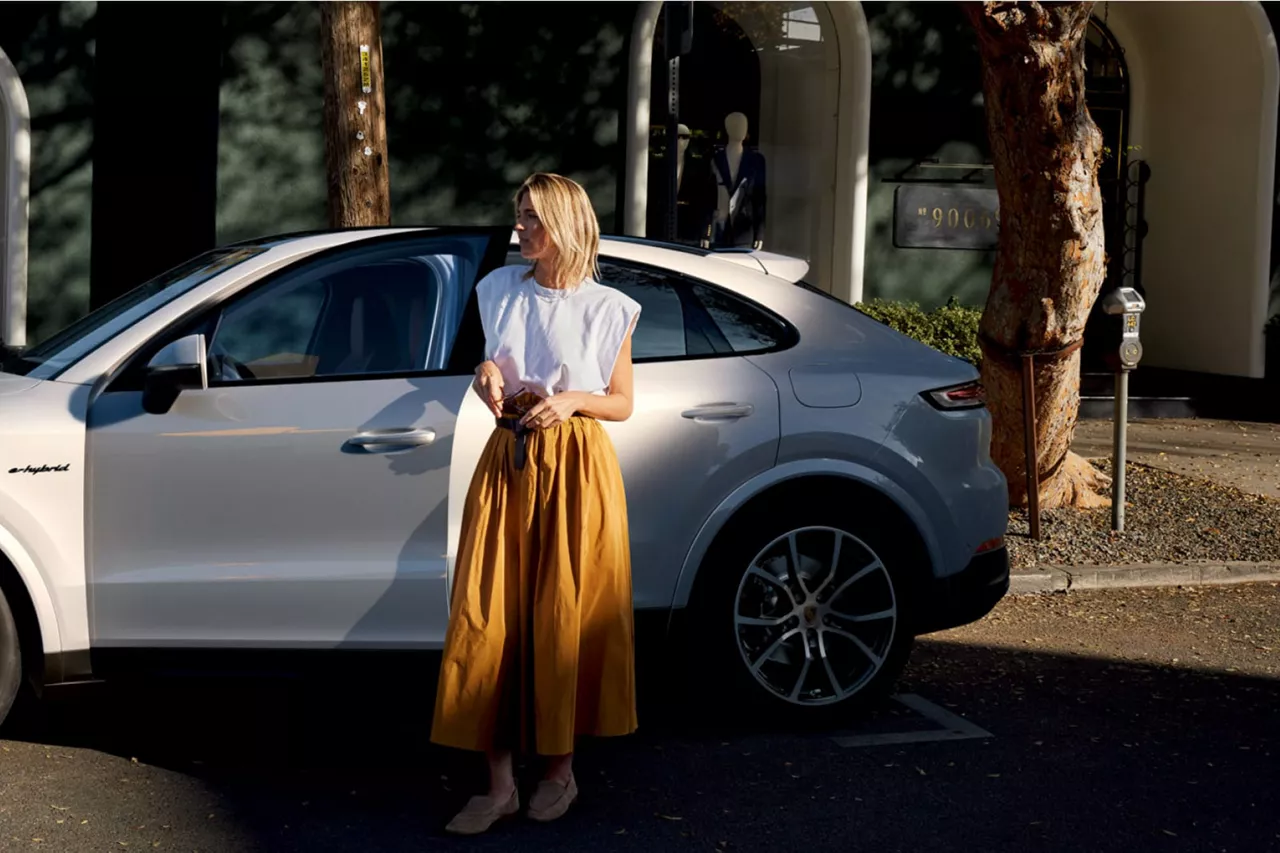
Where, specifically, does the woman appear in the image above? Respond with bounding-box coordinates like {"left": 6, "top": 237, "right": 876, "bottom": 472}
{"left": 431, "top": 172, "right": 642, "bottom": 835}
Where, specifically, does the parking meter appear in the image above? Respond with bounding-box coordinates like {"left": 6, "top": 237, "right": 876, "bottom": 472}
{"left": 1100, "top": 287, "right": 1146, "bottom": 370}
{"left": 1098, "top": 287, "right": 1146, "bottom": 533}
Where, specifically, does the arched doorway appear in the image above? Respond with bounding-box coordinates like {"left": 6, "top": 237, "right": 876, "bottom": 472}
{"left": 632, "top": 2, "right": 853, "bottom": 295}
{"left": 1088, "top": 1, "right": 1277, "bottom": 379}
{"left": 0, "top": 45, "right": 29, "bottom": 347}
{"left": 645, "top": 3, "right": 762, "bottom": 244}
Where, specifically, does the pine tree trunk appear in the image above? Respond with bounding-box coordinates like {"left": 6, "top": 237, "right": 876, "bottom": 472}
{"left": 321, "top": 2, "right": 390, "bottom": 227}
{"left": 964, "top": 2, "right": 1111, "bottom": 510}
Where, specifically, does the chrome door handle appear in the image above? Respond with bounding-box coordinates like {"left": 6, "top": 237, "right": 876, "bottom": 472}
{"left": 681, "top": 403, "right": 755, "bottom": 421}
{"left": 348, "top": 428, "right": 437, "bottom": 448}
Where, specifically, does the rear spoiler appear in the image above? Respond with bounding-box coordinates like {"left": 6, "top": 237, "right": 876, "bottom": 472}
{"left": 706, "top": 248, "right": 810, "bottom": 283}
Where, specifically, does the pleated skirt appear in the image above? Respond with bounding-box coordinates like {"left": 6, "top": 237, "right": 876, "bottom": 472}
{"left": 430, "top": 414, "right": 639, "bottom": 756}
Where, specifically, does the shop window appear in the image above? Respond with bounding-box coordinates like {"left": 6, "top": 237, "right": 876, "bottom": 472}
{"left": 643, "top": 2, "right": 840, "bottom": 291}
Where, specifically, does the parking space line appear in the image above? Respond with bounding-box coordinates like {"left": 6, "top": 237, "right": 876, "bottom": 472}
{"left": 830, "top": 693, "right": 993, "bottom": 748}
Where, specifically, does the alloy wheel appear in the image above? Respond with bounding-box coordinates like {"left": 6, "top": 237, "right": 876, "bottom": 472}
{"left": 733, "top": 526, "right": 897, "bottom": 706}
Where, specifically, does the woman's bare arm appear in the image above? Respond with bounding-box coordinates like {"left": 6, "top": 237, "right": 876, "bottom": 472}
{"left": 572, "top": 329, "right": 635, "bottom": 422}
{"left": 518, "top": 329, "right": 636, "bottom": 428}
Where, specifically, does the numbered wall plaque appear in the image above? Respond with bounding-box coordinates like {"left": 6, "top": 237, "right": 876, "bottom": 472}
{"left": 893, "top": 185, "right": 1000, "bottom": 250}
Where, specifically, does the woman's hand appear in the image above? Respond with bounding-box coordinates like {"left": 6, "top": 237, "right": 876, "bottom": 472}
{"left": 519, "top": 392, "right": 584, "bottom": 430}
{"left": 473, "top": 361, "right": 505, "bottom": 418}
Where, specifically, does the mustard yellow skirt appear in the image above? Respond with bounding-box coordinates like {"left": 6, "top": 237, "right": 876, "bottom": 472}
{"left": 430, "top": 413, "right": 639, "bottom": 756}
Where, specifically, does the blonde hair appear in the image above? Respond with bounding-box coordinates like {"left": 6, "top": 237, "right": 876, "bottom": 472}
{"left": 514, "top": 172, "right": 600, "bottom": 289}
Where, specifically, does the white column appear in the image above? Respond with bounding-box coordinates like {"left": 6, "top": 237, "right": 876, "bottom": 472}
{"left": 624, "top": 2, "right": 663, "bottom": 238}
{"left": 1244, "top": 0, "right": 1279, "bottom": 378}
{"left": 826, "top": 2, "right": 871, "bottom": 305}
{"left": 0, "top": 47, "right": 30, "bottom": 347}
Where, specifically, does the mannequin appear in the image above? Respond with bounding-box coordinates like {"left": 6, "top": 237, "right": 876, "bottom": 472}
{"left": 720, "top": 114, "right": 746, "bottom": 210}
{"left": 708, "top": 112, "right": 766, "bottom": 250}
{"left": 649, "top": 123, "right": 714, "bottom": 245}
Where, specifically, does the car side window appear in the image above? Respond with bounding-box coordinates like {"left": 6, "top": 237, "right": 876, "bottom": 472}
{"left": 208, "top": 278, "right": 329, "bottom": 380}
{"left": 204, "top": 237, "right": 487, "bottom": 384}
{"left": 688, "top": 282, "right": 789, "bottom": 355}
{"left": 596, "top": 260, "right": 789, "bottom": 362}
{"left": 596, "top": 261, "right": 719, "bottom": 360}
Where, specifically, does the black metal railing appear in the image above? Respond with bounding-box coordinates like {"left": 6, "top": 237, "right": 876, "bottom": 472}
{"left": 1120, "top": 159, "right": 1151, "bottom": 297}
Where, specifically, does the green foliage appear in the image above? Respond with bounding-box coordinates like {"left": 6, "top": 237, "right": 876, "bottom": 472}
{"left": 855, "top": 296, "right": 983, "bottom": 365}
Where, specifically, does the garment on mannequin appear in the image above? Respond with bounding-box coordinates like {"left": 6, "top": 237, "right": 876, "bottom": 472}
{"left": 676, "top": 123, "right": 690, "bottom": 192}
{"left": 709, "top": 112, "right": 766, "bottom": 250}
{"left": 648, "top": 123, "right": 714, "bottom": 245}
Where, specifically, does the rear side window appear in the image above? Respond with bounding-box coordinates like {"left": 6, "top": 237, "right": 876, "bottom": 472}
{"left": 595, "top": 263, "right": 691, "bottom": 360}
{"left": 596, "top": 260, "right": 791, "bottom": 362}
{"left": 688, "top": 282, "right": 788, "bottom": 355}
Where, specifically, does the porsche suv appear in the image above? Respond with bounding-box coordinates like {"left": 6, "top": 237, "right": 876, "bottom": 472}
{"left": 0, "top": 226, "right": 1008, "bottom": 728}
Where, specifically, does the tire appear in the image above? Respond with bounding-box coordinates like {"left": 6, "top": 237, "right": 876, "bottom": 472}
{"left": 689, "top": 499, "right": 918, "bottom": 728}
{"left": 0, "top": 586, "right": 21, "bottom": 729}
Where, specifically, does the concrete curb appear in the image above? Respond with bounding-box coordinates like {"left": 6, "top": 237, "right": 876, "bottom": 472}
{"left": 1010, "top": 561, "right": 1280, "bottom": 594}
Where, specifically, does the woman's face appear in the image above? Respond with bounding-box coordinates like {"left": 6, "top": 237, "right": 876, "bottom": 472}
{"left": 515, "top": 193, "right": 554, "bottom": 262}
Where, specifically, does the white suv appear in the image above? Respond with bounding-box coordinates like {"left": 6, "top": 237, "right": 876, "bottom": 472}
{"left": 0, "top": 227, "right": 1008, "bottom": 728}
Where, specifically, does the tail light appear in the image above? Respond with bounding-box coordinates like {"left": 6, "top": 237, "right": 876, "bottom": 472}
{"left": 923, "top": 379, "right": 986, "bottom": 410}
{"left": 975, "top": 536, "right": 1005, "bottom": 554}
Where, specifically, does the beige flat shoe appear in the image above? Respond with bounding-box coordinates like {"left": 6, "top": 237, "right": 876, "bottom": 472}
{"left": 527, "top": 773, "right": 578, "bottom": 822}
{"left": 445, "top": 788, "right": 519, "bottom": 835}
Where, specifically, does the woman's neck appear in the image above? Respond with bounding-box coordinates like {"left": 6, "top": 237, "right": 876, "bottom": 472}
{"left": 533, "top": 260, "right": 568, "bottom": 290}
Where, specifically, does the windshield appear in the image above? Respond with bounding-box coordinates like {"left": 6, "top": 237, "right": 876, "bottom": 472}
{"left": 3, "top": 246, "right": 266, "bottom": 377}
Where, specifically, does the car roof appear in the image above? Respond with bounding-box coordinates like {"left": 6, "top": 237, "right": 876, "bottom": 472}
{"left": 529, "top": 231, "right": 810, "bottom": 283}
{"left": 50, "top": 226, "right": 821, "bottom": 386}
{"left": 225, "top": 227, "right": 810, "bottom": 284}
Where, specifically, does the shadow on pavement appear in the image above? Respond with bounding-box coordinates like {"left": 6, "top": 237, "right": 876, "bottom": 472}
{"left": 4, "top": 641, "right": 1277, "bottom": 852}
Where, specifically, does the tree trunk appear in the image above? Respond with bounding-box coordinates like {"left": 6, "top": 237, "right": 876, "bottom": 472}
{"left": 964, "top": 2, "right": 1111, "bottom": 510}
{"left": 321, "top": 2, "right": 390, "bottom": 227}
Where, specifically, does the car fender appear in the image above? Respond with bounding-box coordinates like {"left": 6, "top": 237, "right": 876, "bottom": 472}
{"left": 0, "top": 521, "right": 63, "bottom": 659}
{"left": 669, "top": 457, "right": 946, "bottom": 610}
{"left": 0, "top": 379, "right": 91, "bottom": 667}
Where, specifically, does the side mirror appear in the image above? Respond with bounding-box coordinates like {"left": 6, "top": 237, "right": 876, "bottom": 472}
{"left": 142, "top": 334, "right": 208, "bottom": 415}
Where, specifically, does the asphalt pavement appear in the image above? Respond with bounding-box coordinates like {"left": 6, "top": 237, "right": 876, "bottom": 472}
{"left": 2, "top": 582, "right": 1277, "bottom": 852}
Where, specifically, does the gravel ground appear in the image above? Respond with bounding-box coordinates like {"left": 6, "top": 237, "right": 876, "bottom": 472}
{"left": 1006, "top": 460, "right": 1280, "bottom": 569}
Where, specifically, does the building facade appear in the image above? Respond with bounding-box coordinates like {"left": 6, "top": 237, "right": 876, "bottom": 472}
{"left": 2, "top": 1, "right": 1279, "bottom": 381}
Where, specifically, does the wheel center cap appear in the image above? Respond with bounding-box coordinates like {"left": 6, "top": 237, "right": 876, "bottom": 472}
{"left": 803, "top": 604, "right": 818, "bottom": 625}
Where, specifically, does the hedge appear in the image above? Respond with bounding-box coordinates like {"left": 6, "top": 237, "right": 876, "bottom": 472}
{"left": 856, "top": 301, "right": 1280, "bottom": 365}
{"left": 854, "top": 296, "right": 983, "bottom": 365}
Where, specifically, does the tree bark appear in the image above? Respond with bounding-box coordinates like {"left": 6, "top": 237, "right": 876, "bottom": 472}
{"left": 321, "top": 2, "right": 390, "bottom": 227}
{"left": 963, "top": 1, "right": 1111, "bottom": 509}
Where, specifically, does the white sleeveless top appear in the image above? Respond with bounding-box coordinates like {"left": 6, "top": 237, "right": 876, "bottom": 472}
{"left": 477, "top": 264, "right": 643, "bottom": 399}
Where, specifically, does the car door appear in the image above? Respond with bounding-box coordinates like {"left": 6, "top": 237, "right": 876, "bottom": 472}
{"left": 448, "top": 256, "right": 785, "bottom": 614}
{"left": 87, "top": 230, "right": 507, "bottom": 650}
{"left": 601, "top": 260, "right": 786, "bottom": 610}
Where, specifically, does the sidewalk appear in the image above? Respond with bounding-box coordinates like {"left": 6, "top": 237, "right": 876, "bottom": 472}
{"left": 1011, "top": 561, "right": 1280, "bottom": 594}
{"left": 1071, "top": 418, "right": 1280, "bottom": 499}
{"left": 1009, "top": 418, "right": 1280, "bottom": 595}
